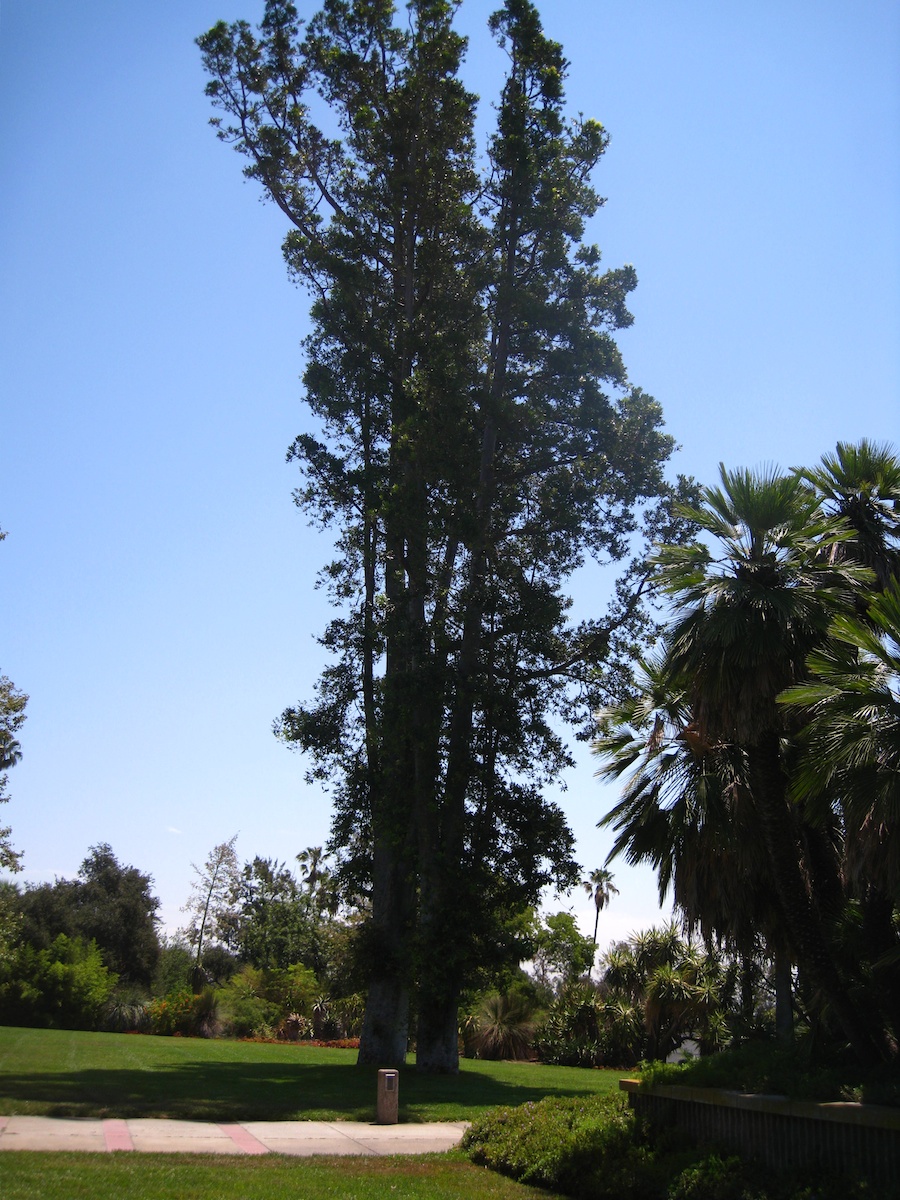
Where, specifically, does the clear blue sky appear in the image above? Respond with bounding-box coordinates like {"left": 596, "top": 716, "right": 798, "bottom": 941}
{"left": 2, "top": 0, "right": 898, "bottom": 947}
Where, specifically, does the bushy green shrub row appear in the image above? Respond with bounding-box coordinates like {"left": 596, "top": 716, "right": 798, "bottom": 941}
{"left": 0, "top": 933, "right": 364, "bottom": 1041}
{"left": 0, "top": 934, "right": 116, "bottom": 1029}
{"left": 462, "top": 1092, "right": 882, "bottom": 1200}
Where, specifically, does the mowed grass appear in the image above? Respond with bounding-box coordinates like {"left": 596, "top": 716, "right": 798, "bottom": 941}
{"left": 0, "top": 1027, "right": 622, "bottom": 1122}
{"left": 0, "top": 1152, "right": 567, "bottom": 1200}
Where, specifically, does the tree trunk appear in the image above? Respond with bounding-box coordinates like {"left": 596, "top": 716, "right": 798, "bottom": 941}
{"left": 358, "top": 976, "right": 410, "bottom": 1067}
{"left": 773, "top": 947, "right": 793, "bottom": 1044}
{"left": 416, "top": 983, "right": 460, "bottom": 1073}
{"left": 861, "top": 885, "right": 900, "bottom": 1048}
{"left": 357, "top": 797, "right": 415, "bottom": 1067}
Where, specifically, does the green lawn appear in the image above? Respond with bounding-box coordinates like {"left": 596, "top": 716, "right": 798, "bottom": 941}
{"left": 0, "top": 1151, "right": 567, "bottom": 1200}
{"left": 0, "top": 1027, "right": 622, "bottom": 1122}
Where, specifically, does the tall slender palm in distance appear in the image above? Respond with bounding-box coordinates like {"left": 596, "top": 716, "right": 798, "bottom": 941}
{"left": 582, "top": 867, "right": 618, "bottom": 978}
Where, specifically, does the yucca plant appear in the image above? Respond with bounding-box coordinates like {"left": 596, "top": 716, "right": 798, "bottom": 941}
{"left": 468, "top": 991, "right": 537, "bottom": 1061}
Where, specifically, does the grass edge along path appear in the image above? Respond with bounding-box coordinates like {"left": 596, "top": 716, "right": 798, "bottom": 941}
{"left": 0, "top": 1151, "right": 569, "bottom": 1200}
{"left": 0, "top": 1027, "right": 621, "bottom": 1122}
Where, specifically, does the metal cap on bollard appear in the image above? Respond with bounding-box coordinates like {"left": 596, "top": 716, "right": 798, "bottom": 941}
{"left": 376, "top": 1068, "right": 399, "bottom": 1124}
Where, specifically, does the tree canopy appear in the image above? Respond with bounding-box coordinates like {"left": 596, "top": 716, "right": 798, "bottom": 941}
{"left": 18, "top": 843, "right": 161, "bottom": 987}
{"left": 199, "top": 0, "right": 682, "bottom": 1070}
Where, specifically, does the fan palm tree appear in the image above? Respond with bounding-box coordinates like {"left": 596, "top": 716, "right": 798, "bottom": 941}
{"left": 782, "top": 584, "right": 900, "bottom": 890}
{"left": 780, "top": 583, "right": 900, "bottom": 1044}
{"left": 296, "top": 846, "right": 325, "bottom": 892}
{"left": 651, "top": 463, "right": 891, "bottom": 1064}
{"left": 800, "top": 439, "right": 900, "bottom": 591}
{"left": 582, "top": 868, "right": 618, "bottom": 977}
{"left": 595, "top": 656, "right": 792, "bottom": 1034}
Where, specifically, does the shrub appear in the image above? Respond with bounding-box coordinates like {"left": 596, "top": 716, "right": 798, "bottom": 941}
{"left": 641, "top": 1040, "right": 900, "bottom": 1108}
{"left": 276, "top": 1012, "right": 312, "bottom": 1040}
{"left": 667, "top": 1154, "right": 753, "bottom": 1200}
{"left": 463, "top": 1093, "right": 668, "bottom": 1199}
{"left": 147, "top": 987, "right": 218, "bottom": 1036}
{"left": 103, "top": 988, "right": 150, "bottom": 1033}
{"left": 0, "top": 934, "right": 117, "bottom": 1029}
{"left": 462, "top": 1092, "right": 881, "bottom": 1200}
{"left": 466, "top": 991, "right": 537, "bottom": 1060}
{"left": 330, "top": 992, "right": 365, "bottom": 1038}
{"left": 535, "top": 983, "right": 645, "bottom": 1067}
{"left": 217, "top": 967, "right": 280, "bottom": 1037}
{"left": 151, "top": 941, "right": 193, "bottom": 997}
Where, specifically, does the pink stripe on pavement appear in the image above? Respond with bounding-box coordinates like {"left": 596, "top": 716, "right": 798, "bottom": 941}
{"left": 103, "top": 1119, "right": 134, "bottom": 1151}
{"left": 220, "top": 1124, "right": 270, "bottom": 1155}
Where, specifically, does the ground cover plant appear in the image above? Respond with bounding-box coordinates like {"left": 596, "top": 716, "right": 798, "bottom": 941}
{"left": 0, "top": 1026, "right": 620, "bottom": 1122}
{"left": 0, "top": 1152, "right": 566, "bottom": 1200}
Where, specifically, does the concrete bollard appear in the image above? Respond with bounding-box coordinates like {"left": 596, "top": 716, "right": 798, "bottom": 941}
{"left": 376, "top": 1068, "right": 399, "bottom": 1124}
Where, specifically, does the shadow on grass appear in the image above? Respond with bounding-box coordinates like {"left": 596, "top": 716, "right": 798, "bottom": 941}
{"left": 0, "top": 1059, "right": 603, "bottom": 1122}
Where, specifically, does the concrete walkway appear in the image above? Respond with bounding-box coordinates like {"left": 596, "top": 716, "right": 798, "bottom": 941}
{"left": 0, "top": 1115, "right": 468, "bottom": 1156}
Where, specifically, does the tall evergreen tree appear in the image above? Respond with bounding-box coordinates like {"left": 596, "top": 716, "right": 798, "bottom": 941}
{"left": 199, "top": 0, "right": 677, "bottom": 1070}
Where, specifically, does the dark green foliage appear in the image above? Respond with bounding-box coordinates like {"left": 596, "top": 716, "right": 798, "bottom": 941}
{"left": 199, "top": 0, "right": 681, "bottom": 1070}
{"left": 463, "top": 1089, "right": 884, "bottom": 1200}
{"left": 147, "top": 987, "right": 219, "bottom": 1037}
{"left": 596, "top": 447, "right": 900, "bottom": 1066}
{"left": 0, "top": 934, "right": 117, "bottom": 1029}
{"left": 232, "top": 856, "right": 331, "bottom": 973}
{"left": 666, "top": 1156, "right": 752, "bottom": 1200}
{"left": 537, "top": 926, "right": 731, "bottom": 1068}
{"left": 536, "top": 981, "right": 645, "bottom": 1068}
{"left": 217, "top": 970, "right": 283, "bottom": 1038}
{"left": 214, "top": 962, "right": 323, "bottom": 1038}
{"left": 151, "top": 939, "right": 194, "bottom": 997}
{"left": 463, "top": 1092, "right": 670, "bottom": 1199}
{"left": 530, "top": 909, "right": 597, "bottom": 993}
{"left": 16, "top": 844, "right": 160, "bottom": 987}
{"left": 200, "top": 941, "right": 240, "bottom": 984}
{"left": 465, "top": 990, "right": 537, "bottom": 1061}
{"left": 102, "top": 991, "right": 150, "bottom": 1033}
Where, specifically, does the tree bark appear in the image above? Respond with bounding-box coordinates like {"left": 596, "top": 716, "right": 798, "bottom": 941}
{"left": 773, "top": 947, "right": 793, "bottom": 1044}
{"left": 358, "top": 977, "right": 410, "bottom": 1067}
{"left": 416, "top": 969, "right": 461, "bottom": 1073}
{"left": 357, "top": 837, "right": 415, "bottom": 1067}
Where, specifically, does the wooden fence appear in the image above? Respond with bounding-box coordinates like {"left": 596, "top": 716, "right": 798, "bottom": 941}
{"left": 620, "top": 1078, "right": 900, "bottom": 1188}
